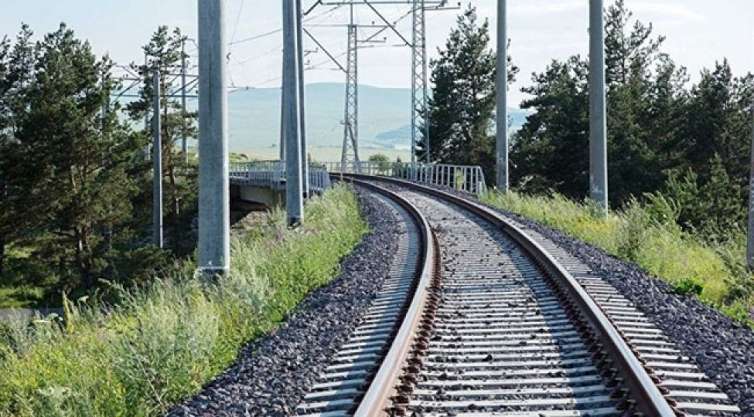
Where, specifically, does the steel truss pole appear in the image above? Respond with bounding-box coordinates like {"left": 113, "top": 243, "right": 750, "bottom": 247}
{"left": 341, "top": 5, "right": 361, "bottom": 173}
{"left": 198, "top": 0, "right": 230, "bottom": 275}
{"left": 283, "top": 0, "right": 305, "bottom": 226}
{"left": 152, "top": 69, "right": 164, "bottom": 249}
{"left": 411, "top": 0, "right": 429, "bottom": 168}
{"left": 589, "top": 0, "right": 608, "bottom": 215}
{"left": 495, "top": 0, "right": 509, "bottom": 192}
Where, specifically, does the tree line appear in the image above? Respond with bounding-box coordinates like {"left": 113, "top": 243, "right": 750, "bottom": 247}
{"left": 423, "top": 1, "right": 753, "bottom": 240}
{"left": 0, "top": 24, "right": 197, "bottom": 301}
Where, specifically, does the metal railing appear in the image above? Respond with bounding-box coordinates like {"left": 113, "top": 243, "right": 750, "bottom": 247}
{"left": 324, "top": 161, "right": 487, "bottom": 195}
{"left": 229, "top": 161, "right": 332, "bottom": 193}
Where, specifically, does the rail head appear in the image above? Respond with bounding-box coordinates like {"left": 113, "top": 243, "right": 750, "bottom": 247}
{"left": 339, "top": 177, "right": 438, "bottom": 417}
{"left": 342, "top": 173, "right": 678, "bottom": 417}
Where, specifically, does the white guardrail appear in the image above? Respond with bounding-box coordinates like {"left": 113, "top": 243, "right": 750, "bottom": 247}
{"left": 324, "top": 161, "right": 487, "bottom": 195}
{"left": 229, "top": 161, "right": 332, "bottom": 193}
{"left": 230, "top": 160, "right": 487, "bottom": 196}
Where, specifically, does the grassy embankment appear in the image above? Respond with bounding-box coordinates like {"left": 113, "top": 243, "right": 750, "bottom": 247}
{"left": 0, "top": 184, "right": 367, "bottom": 417}
{"left": 482, "top": 191, "right": 754, "bottom": 326}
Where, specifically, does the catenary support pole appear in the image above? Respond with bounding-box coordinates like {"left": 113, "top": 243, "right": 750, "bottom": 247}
{"left": 495, "top": 0, "right": 508, "bottom": 192}
{"left": 181, "top": 37, "right": 189, "bottom": 165}
{"left": 152, "top": 69, "right": 164, "bottom": 249}
{"left": 747, "top": 105, "right": 754, "bottom": 269}
{"left": 283, "top": 0, "right": 304, "bottom": 226}
{"left": 198, "top": 0, "right": 230, "bottom": 275}
{"left": 589, "top": 0, "right": 608, "bottom": 215}
{"left": 296, "top": 0, "right": 309, "bottom": 197}
{"left": 144, "top": 53, "right": 151, "bottom": 161}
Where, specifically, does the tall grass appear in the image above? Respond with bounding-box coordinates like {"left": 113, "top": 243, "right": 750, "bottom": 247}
{"left": 0, "top": 184, "right": 367, "bottom": 417}
{"left": 481, "top": 191, "right": 754, "bottom": 325}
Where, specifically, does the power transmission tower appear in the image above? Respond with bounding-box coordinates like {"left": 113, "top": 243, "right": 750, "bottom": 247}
{"left": 411, "top": 0, "right": 429, "bottom": 164}
{"left": 341, "top": 5, "right": 361, "bottom": 172}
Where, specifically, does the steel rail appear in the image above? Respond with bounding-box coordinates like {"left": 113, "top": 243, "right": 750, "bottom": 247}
{"left": 334, "top": 178, "right": 439, "bottom": 417}
{"left": 342, "top": 173, "right": 677, "bottom": 417}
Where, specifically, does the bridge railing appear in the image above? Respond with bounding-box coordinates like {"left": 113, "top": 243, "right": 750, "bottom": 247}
{"left": 229, "top": 161, "right": 332, "bottom": 193}
{"left": 324, "top": 161, "right": 487, "bottom": 195}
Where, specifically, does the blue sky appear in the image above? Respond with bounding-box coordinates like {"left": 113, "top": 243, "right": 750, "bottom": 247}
{"left": 2, "top": 0, "right": 753, "bottom": 105}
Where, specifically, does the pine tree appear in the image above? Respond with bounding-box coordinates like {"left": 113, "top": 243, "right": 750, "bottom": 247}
{"left": 419, "top": 6, "right": 517, "bottom": 180}
{"left": 511, "top": 0, "right": 687, "bottom": 203}
{"left": 5, "top": 24, "right": 142, "bottom": 289}
{"left": 126, "top": 26, "right": 198, "bottom": 253}
{"left": 0, "top": 26, "right": 39, "bottom": 277}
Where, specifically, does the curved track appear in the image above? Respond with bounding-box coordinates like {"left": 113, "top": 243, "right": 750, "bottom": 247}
{"left": 294, "top": 176, "right": 739, "bottom": 417}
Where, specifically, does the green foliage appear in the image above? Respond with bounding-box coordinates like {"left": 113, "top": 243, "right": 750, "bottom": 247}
{"left": 368, "top": 154, "right": 391, "bottom": 172}
{"left": 482, "top": 190, "right": 754, "bottom": 326}
{"left": 0, "top": 185, "right": 367, "bottom": 417}
{"left": 509, "top": 0, "right": 753, "bottom": 241}
{"left": 0, "top": 24, "right": 201, "bottom": 306}
{"left": 126, "top": 26, "right": 199, "bottom": 257}
{"left": 420, "top": 5, "right": 518, "bottom": 180}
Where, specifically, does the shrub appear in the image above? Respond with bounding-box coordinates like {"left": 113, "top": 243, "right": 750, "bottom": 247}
{"left": 0, "top": 184, "right": 367, "bottom": 417}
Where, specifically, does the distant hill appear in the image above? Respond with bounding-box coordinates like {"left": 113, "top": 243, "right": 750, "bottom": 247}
{"left": 227, "top": 82, "right": 530, "bottom": 154}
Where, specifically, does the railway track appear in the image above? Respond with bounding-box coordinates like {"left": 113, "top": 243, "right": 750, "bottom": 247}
{"left": 294, "top": 176, "right": 740, "bottom": 417}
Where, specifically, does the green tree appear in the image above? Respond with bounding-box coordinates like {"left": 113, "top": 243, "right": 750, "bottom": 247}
{"left": 0, "top": 26, "right": 39, "bottom": 277}
{"left": 368, "top": 153, "right": 391, "bottom": 172}
{"left": 126, "top": 26, "right": 198, "bottom": 254}
{"left": 510, "top": 57, "right": 590, "bottom": 196}
{"left": 3, "top": 24, "right": 143, "bottom": 289}
{"left": 511, "top": 0, "right": 688, "bottom": 203}
{"left": 419, "top": 6, "right": 517, "bottom": 180}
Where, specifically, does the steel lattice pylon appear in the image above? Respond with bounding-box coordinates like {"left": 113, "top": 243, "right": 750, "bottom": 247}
{"left": 341, "top": 19, "right": 360, "bottom": 172}
{"left": 411, "top": 0, "right": 429, "bottom": 164}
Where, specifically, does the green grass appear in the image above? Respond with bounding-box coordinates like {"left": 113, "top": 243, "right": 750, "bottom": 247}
{"left": 0, "top": 184, "right": 367, "bottom": 417}
{"left": 481, "top": 191, "right": 754, "bottom": 326}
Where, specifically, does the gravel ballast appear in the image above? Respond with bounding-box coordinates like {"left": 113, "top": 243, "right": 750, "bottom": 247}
{"left": 168, "top": 188, "right": 402, "bottom": 417}
{"left": 471, "top": 191, "right": 754, "bottom": 415}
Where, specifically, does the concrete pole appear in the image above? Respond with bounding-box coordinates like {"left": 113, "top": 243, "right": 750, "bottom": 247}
{"left": 589, "top": 0, "right": 608, "bottom": 215}
{"left": 144, "top": 53, "right": 151, "bottom": 161}
{"left": 747, "top": 105, "right": 754, "bottom": 269}
{"left": 181, "top": 38, "right": 189, "bottom": 165}
{"left": 296, "top": 0, "right": 309, "bottom": 197}
{"left": 198, "top": 0, "right": 230, "bottom": 275}
{"left": 283, "top": 0, "right": 304, "bottom": 226}
{"left": 152, "top": 69, "right": 164, "bottom": 249}
{"left": 495, "top": 0, "right": 508, "bottom": 192}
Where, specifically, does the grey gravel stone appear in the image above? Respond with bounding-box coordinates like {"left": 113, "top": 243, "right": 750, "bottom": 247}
{"left": 451, "top": 187, "right": 754, "bottom": 417}
{"left": 167, "top": 187, "right": 401, "bottom": 417}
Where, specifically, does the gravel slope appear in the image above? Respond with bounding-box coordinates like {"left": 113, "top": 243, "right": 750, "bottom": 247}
{"left": 475, "top": 193, "right": 754, "bottom": 416}
{"left": 168, "top": 188, "right": 401, "bottom": 417}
